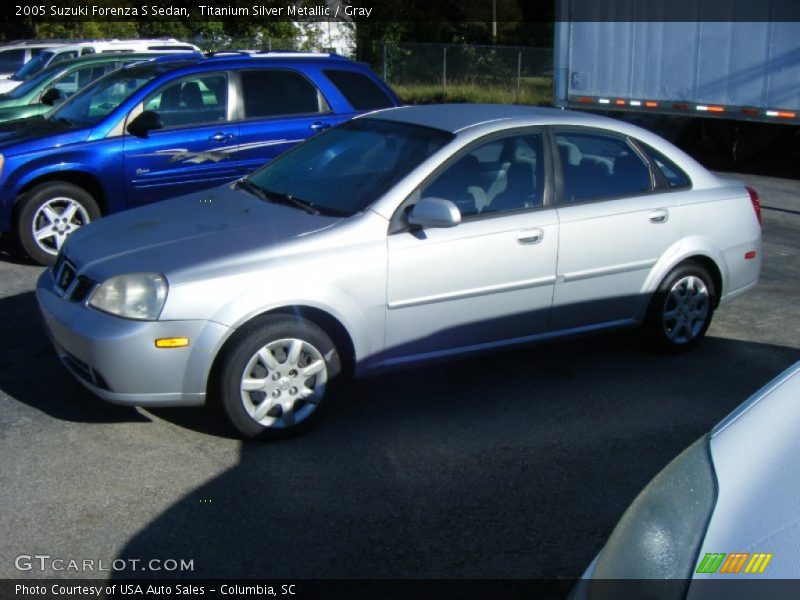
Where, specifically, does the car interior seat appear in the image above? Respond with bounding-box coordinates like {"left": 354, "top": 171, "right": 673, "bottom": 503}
{"left": 486, "top": 162, "right": 538, "bottom": 212}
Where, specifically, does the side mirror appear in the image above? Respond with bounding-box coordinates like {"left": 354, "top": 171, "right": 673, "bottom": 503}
{"left": 407, "top": 197, "right": 461, "bottom": 229}
{"left": 126, "top": 110, "right": 164, "bottom": 138}
{"left": 41, "top": 87, "right": 65, "bottom": 106}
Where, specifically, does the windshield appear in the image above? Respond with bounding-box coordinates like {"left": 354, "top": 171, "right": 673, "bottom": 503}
{"left": 13, "top": 51, "right": 54, "bottom": 81}
{"left": 6, "top": 66, "right": 56, "bottom": 98}
{"left": 246, "top": 119, "right": 453, "bottom": 217}
{"left": 48, "top": 65, "right": 159, "bottom": 127}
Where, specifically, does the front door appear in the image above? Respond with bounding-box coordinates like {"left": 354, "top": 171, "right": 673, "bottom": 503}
{"left": 123, "top": 72, "right": 240, "bottom": 206}
{"left": 384, "top": 130, "right": 558, "bottom": 363}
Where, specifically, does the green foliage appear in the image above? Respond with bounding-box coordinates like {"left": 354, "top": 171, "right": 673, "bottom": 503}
{"left": 393, "top": 80, "right": 553, "bottom": 106}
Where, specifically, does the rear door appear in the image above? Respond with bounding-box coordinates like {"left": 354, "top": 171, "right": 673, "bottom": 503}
{"left": 122, "top": 71, "right": 240, "bottom": 206}
{"left": 234, "top": 68, "right": 340, "bottom": 176}
{"left": 550, "top": 128, "right": 681, "bottom": 330}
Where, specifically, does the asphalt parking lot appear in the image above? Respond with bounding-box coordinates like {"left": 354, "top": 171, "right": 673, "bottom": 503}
{"left": 1, "top": 171, "right": 798, "bottom": 582}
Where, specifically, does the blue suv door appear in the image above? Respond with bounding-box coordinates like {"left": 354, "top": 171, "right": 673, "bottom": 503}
{"left": 122, "top": 71, "right": 240, "bottom": 206}
{"left": 234, "top": 69, "right": 342, "bottom": 176}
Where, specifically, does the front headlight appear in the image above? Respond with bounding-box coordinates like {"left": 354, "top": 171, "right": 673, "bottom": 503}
{"left": 88, "top": 273, "right": 168, "bottom": 320}
{"left": 583, "top": 435, "right": 717, "bottom": 599}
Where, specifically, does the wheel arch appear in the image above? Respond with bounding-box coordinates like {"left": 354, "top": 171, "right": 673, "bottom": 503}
{"left": 205, "top": 305, "right": 358, "bottom": 400}
{"left": 642, "top": 238, "right": 728, "bottom": 319}
{"left": 683, "top": 255, "right": 723, "bottom": 308}
{"left": 14, "top": 170, "right": 108, "bottom": 215}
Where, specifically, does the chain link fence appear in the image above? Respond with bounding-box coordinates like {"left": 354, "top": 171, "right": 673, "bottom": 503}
{"left": 360, "top": 41, "right": 553, "bottom": 105}
{"left": 191, "top": 38, "right": 553, "bottom": 105}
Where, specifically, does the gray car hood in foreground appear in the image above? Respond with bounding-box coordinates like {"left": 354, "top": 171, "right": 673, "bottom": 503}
{"left": 688, "top": 361, "right": 800, "bottom": 583}
{"left": 63, "top": 184, "right": 342, "bottom": 282}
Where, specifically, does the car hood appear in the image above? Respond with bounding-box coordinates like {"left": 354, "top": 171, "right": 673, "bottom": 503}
{"left": 0, "top": 116, "right": 87, "bottom": 151}
{"left": 0, "top": 95, "right": 23, "bottom": 109}
{"left": 64, "top": 184, "right": 343, "bottom": 282}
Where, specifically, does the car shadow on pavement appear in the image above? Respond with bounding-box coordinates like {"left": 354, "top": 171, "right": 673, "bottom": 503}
{"left": 0, "top": 235, "right": 38, "bottom": 267}
{"left": 0, "top": 291, "right": 149, "bottom": 423}
{"left": 112, "top": 333, "right": 800, "bottom": 580}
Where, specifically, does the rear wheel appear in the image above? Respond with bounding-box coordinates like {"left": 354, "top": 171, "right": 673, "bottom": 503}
{"left": 16, "top": 182, "right": 101, "bottom": 265}
{"left": 645, "top": 262, "right": 716, "bottom": 353}
{"left": 214, "top": 315, "right": 340, "bottom": 439}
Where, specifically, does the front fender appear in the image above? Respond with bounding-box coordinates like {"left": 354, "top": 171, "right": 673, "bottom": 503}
{"left": 164, "top": 270, "right": 385, "bottom": 377}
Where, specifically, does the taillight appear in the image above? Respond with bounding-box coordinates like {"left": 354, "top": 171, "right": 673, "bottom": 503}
{"left": 746, "top": 186, "right": 761, "bottom": 226}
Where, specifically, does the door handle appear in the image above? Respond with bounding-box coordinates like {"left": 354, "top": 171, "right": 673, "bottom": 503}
{"left": 517, "top": 228, "right": 544, "bottom": 245}
{"left": 310, "top": 122, "right": 331, "bottom": 132}
{"left": 209, "top": 132, "right": 234, "bottom": 142}
{"left": 649, "top": 209, "right": 669, "bottom": 223}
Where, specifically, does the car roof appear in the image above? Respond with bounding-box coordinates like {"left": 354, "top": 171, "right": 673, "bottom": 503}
{"left": 362, "top": 103, "right": 641, "bottom": 134}
{"left": 44, "top": 52, "right": 167, "bottom": 68}
{"left": 146, "top": 52, "right": 355, "bottom": 71}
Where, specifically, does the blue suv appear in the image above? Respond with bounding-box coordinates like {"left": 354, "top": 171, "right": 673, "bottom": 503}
{"left": 0, "top": 52, "right": 400, "bottom": 264}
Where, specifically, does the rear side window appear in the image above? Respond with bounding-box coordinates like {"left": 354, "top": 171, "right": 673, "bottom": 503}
{"left": 641, "top": 143, "right": 692, "bottom": 189}
{"left": 0, "top": 49, "right": 25, "bottom": 72}
{"left": 323, "top": 69, "right": 394, "bottom": 111}
{"left": 555, "top": 130, "right": 652, "bottom": 203}
{"left": 240, "top": 69, "right": 328, "bottom": 118}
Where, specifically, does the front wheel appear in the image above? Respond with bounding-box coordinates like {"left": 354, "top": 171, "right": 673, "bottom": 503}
{"left": 214, "top": 315, "right": 341, "bottom": 439}
{"left": 16, "top": 182, "right": 101, "bottom": 265}
{"left": 645, "top": 262, "right": 716, "bottom": 353}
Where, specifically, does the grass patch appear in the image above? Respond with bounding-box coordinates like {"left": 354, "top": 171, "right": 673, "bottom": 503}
{"left": 392, "top": 80, "right": 553, "bottom": 106}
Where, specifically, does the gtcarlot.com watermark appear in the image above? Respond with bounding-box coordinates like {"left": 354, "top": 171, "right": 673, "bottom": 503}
{"left": 15, "top": 554, "right": 194, "bottom": 573}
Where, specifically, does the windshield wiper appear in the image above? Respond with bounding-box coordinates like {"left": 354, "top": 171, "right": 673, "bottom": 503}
{"left": 236, "top": 178, "right": 270, "bottom": 201}
{"left": 237, "top": 180, "right": 321, "bottom": 215}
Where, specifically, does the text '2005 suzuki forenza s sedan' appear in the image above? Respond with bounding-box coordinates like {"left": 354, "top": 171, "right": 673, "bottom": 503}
{"left": 37, "top": 105, "right": 762, "bottom": 438}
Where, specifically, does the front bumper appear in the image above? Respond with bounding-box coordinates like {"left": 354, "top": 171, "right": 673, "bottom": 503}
{"left": 36, "top": 269, "right": 230, "bottom": 407}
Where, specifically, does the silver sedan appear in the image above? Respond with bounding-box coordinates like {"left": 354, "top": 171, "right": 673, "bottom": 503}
{"left": 37, "top": 105, "right": 762, "bottom": 438}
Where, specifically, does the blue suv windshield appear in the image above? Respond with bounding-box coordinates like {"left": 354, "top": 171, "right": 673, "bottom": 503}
{"left": 246, "top": 119, "right": 453, "bottom": 217}
{"left": 48, "top": 66, "right": 160, "bottom": 127}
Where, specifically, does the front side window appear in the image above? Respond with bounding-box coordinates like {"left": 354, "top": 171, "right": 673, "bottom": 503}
{"left": 245, "top": 118, "right": 452, "bottom": 217}
{"left": 52, "top": 51, "right": 79, "bottom": 65}
{"left": 143, "top": 74, "right": 228, "bottom": 127}
{"left": 51, "top": 63, "right": 116, "bottom": 97}
{"left": 240, "top": 69, "right": 327, "bottom": 118}
{"left": 555, "top": 130, "right": 653, "bottom": 203}
{"left": 420, "top": 131, "right": 545, "bottom": 218}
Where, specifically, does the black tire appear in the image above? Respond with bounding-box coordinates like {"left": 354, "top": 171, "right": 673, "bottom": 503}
{"left": 213, "top": 315, "right": 341, "bottom": 439}
{"left": 645, "top": 261, "right": 716, "bottom": 353}
{"left": 16, "top": 182, "right": 101, "bottom": 266}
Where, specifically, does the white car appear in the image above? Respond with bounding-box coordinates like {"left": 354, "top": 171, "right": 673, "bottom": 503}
{"left": 0, "top": 40, "right": 66, "bottom": 79}
{"left": 0, "top": 39, "right": 199, "bottom": 92}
